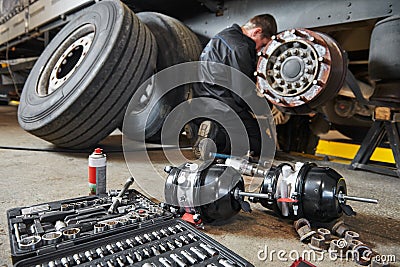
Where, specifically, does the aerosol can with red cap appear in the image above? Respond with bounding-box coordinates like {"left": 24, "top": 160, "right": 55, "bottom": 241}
{"left": 88, "top": 148, "right": 107, "bottom": 195}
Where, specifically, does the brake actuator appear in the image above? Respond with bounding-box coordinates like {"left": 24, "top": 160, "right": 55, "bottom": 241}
{"left": 164, "top": 156, "right": 377, "bottom": 224}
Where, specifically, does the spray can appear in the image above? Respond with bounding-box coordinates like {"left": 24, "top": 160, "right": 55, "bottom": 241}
{"left": 88, "top": 148, "right": 107, "bottom": 195}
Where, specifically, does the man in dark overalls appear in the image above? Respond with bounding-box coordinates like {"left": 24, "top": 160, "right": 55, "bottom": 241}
{"left": 186, "top": 14, "right": 277, "bottom": 159}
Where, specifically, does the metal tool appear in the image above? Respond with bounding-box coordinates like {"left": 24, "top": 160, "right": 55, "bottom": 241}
{"left": 126, "top": 254, "right": 135, "bottom": 264}
{"left": 181, "top": 250, "right": 197, "bottom": 264}
{"left": 96, "top": 247, "right": 105, "bottom": 258}
{"left": 60, "top": 257, "right": 69, "bottom": 267}
{"left": 42, "top": 231, "right": 62, "bottom": 245}
{"left": 72, "top": 253, "right": 82, "bottom": 265}
{"left": 190, "top": 247, "right": 207, "bottom": 261}
{"left": 159, "top": 257, "right": 173, "bottom": 267}
{"left": 199, "top": 243, "right": 218, "bottom": 256}
{"left": 170, "top": 253, "right": 187, "bottom": 267}
{"left": 151, "top": 245, "right": 161, "bottom": 256}
{"left": 21, "top": 204, "right": 50, "bottom": 215}
{"left": 19, "top": 235, "right": 41, "bottom": 250}
{"left": 13, "top": 223, "right": 21, "bottom": 243}
{"left": 94, "top": 222, "right": 108, "bottom": 233}
{"left": 219, "top": 259, "right": 236, "bottom": 267}
{"left": 108, "top": 177, "right": 135, "bottom": 214}
{"left": 62, "top": 228, "right": 80, "bottom": 240}
{"left": 85, "top": 250, "right": 94, "bottom": 261}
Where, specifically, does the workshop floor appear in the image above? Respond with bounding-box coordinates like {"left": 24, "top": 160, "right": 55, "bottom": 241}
{"left": 0, "top": 105, "right": 399, "bottom": 267}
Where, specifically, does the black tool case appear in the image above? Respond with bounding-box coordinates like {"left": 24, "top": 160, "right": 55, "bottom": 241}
{"left": 7, "top": 189, "right": 173, "bottom": 264}
{"left": 14, "top": 219, "right": 253, "bottom": 267}
{"left": 7, "top": 190, "right": 254, "bottom": 267}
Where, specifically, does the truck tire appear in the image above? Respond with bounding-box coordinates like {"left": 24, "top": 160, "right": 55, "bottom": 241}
{"left": 123, "top": 12, "right": 202, "bottom": 142}
{"left": 369, "top": 16, "right": 400, "bottom": 81}
{"left": 18, "top": 1, "right": 157, "bottom": 149}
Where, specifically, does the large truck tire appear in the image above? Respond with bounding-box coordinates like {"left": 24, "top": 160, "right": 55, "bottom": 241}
{"left": 123, "top": 12, "right": 202, "bottom": 143}
{"left": 18, "top": 1, "right": 157, "bottom": 149}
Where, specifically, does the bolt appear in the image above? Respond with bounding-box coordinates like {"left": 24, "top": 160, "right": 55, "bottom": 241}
{"left": 291, "top": 29, "right": 308, "bottom": 38}
{"left": 272, "top": 35, "right": 285, "bottom": 43}
{"left": 301, "top": 77, "right": 308, "bottom": 83}
{"left": 332, "top": 220, "right": 349, "bottom": 237}
{"left": 294, "top": 218, "right": 316, "bottom": 242}
{"left": 348, "top": 239, "right": 363, "bottom": 250}
{"left": 257, "top": 51, "right": 269, "bottom": 59}
{"left": 318, "top": 56, "right": 331, "bottom": 65}
{"left": 308, "top": 234, "right": 326, "bottom": 251}
{"left": 353, "top": 244, "right": 373, "bottom": 265}
{"left": 329, "top": 238, "right": 348, "bottom": 258}
{"left": 317, "top": 228, "right": 331, "bottom": 241}
{"left": 312, "top": 80, "right": 325, "bottom": 87}
{"left": 345, "top": 230, "right": 360, "bottom": 243}
{"left": 254, "top": 71, "right": 266, "bottom": 79}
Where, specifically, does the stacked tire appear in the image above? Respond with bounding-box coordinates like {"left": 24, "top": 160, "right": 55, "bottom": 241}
{"left": 18, "top": 0, "right": 157, "bottom": 149}
{"left": 123, "top": 12, "right": 203, "bottom": 142}
{"left": 18, "top": 1, "right": 202, "bottom": 149}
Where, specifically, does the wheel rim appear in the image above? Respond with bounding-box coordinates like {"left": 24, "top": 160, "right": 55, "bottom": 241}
{"left": 37, "top": 24, "right": 95, "bottom": 97}
{"left": 256, "top": 29, "right": 346, "bottom": 109}
{"left": 266, "top": 40, "right": 319, "bottom": 97}
{"left": 129, "top": 76, "right": 155, "bottom": 114}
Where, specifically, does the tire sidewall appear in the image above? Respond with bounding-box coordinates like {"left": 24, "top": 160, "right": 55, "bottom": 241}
{"left": 18, "top": 1, "right": 123, "bottom": 131}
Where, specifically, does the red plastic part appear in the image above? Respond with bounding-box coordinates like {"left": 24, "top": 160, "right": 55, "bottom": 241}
{"left": 277, "top": 198, "right": 299, "bottom": 203}
{"left": 182, "top": 213, "right": 202, "bottom": 225}
{"left": 290, "top": 258, "right": 317, "bottom": 267}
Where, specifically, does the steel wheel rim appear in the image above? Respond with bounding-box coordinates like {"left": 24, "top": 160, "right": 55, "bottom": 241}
{"left": 37, "top": 24, "right": 95, "bottom": 97}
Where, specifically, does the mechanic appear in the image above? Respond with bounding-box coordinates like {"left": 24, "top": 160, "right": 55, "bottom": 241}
{"left": 186, "top": 14, "right": 277, "bottom": 159}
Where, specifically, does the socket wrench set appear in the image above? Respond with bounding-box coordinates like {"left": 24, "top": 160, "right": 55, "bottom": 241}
{"left": 7, "top": 189, "right": 173, "bottom": 264}
{"left": 14, "top": 219, "right": 253, "bottom": 267}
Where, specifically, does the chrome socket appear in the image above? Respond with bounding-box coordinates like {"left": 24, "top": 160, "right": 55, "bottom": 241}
{"left": 19, "top": 235, "right": 42, "bottom": 250}
{"left": 42, "top": 232, "right": 62, "bottom": 245}
{"left": 62, "top": 228, "right": 80, "bottom": 240}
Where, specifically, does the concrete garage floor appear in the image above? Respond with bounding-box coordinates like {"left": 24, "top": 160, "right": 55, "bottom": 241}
{"left": 0, "top": 104, "right": 399, "bottom": 267}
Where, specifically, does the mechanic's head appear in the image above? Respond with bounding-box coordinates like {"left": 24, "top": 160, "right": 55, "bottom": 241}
{"left": 242, "top": 14, "right": 277, "bottom": 51}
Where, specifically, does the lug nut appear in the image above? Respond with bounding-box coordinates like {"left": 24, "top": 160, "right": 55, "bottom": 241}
{"left": 344, "top": 230, "right": 360, "bottom": 243}
{"left": 348, "top": 239, "right": 363, "bottom": 250}
{"left": 317, "top": 228, "right": 331, "bottom": 241}
{"left": 329, "top": 238, "right": 348, "bottom": 258}
{"left": 294, "top": 218, "right": 316, "bottom": 242}
{"left": 353, "top": 244, "right": 373, "bottom": 266}
{"left": 332, "top": 220, "right": 349, "bottom": 237}
{"left": 308, "top": 234, "right": 326, "bottom": 251}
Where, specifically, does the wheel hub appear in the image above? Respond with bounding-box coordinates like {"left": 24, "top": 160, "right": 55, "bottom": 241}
{"left": 256, "top": 29, "right": 347, "bottom": 113}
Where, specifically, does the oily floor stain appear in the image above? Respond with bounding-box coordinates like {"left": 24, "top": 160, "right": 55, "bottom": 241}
{"left": 203, "top": 208, "right": 297, "bottom": 240}
{"left": 345, "top": 213, "right": 400, "bottom": 246}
